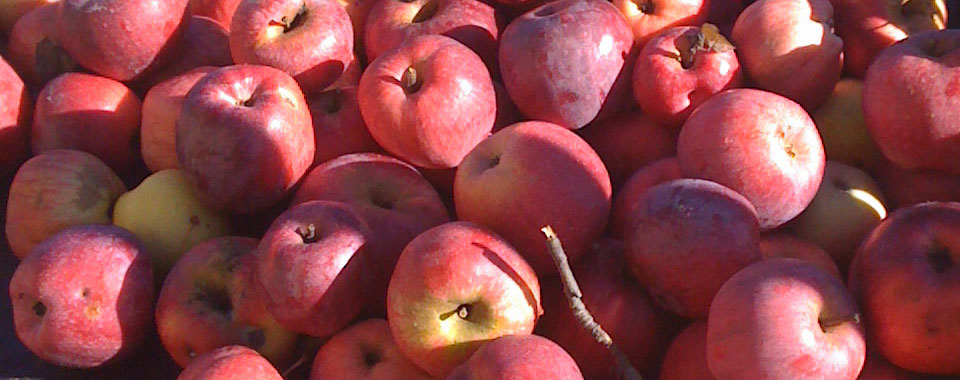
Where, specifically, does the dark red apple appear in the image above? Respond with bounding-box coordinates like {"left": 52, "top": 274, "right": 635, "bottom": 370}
{"left": 578, "top": 110, "right": 676, "bottom": 190}
{"left": 875, "top": 159, "right": 960, "bottom": 208}
{"left": 190, "top": 0, "right": 243, "bottom": 29}
{"left": 176, "top": 345, "right": 283, "bottom": 380}
{"left": 6, "top": 3, "right": 58, "bottom": 86}
{"left": 609, "top": 157, "right": 683, "bottom": 238}
{"left": 659, "top": 321, "right": 714, "bottom": 380}
{"left": 306, "top": 86, "right": 381, "bottom": 165}
{"left": 141, "top": 66, "right": 217, "bottom": 172}
{"left": 0, "top": 53, "right": 30, "bottom": 176}
{"left": 446, "top": 335, "right": 584, "bottom": 380}
{"left": 759, "top": 233, "right": 842, "bottom": 280}
{"left": 138, "top": 15, "right": 233, "bottom": 92}
{"left": 309, "top": 319, "right": 433, "bottom": 380}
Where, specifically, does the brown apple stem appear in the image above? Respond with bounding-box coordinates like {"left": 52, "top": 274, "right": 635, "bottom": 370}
{"left": 819, "top": 312, "right": 861, "bottom": 331}
{"left": 402, "top": 67, "right": 422, "bottom": 94}
{"left": 541, "top": 226, "right": 643, "bottom": 380}
{"left": 281, "top": 354, "right": 308, "bottom": 378}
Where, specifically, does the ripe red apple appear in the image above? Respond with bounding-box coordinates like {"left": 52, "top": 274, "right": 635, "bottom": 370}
{"left": 831, "top": 0, "right": 948, "bottom": 78}
{"left": 875, "top": 159, "right": 960, "bottom": 208}
{"left": 731, "top": 0, "right": 843, "bottom": 110}
{"left": 387, "top": 221, "right": 541, "bottom": 378}
{"left": 138, "top": 15, "right": 233, "bottom": 92}
{"left": 499, "top": 0, "right": 634, "bottom": 130}
{"left": 176, "top": 64, "right": 314, "bottom": 214}
{"left": 848, "top": 202, "right": 960, "bottom": 374}
{"left": 141, "top": 67, "right": 217, "bottom": 172}
{"left": 307, "top": 86, "right": 381, "bottom": 165}
{"left": 633, "top": 25, "right": 742, "bottom": 128}
{"left": 677, "top": 88, "right": 826, "bottom": 230}
{"left": 454, "top": 121, "right": 612, "bottom": 275}
{"left": 256, "top": 200, "right": 370, "bottom": 337}
{"left": 31, "top": 72, "right": 141, "bottom": 173}
{"left": 609, "top": 157, "right": 683, "bottom": 238}
{"left": 810, "top": 78, "right": 884, "bottom": 171}
{"left": 0, "top": 53, "right": 30, "bottom": 176}
{"left": 57, "top": 0, "right": 190, "bottom": 81}
{"left": 659, "top": 321, "right": 714, "bottom": 380}
{"left": 707, "top": 259, "right": 866, "bottom": 380}
{"left": 578, "top": 110, "right": 676, "bottom": 190}
{"left": 759, "top": 233, "right": 842, "bottom": 280}
{"left": 358, "top": 34, "right": 495, "bottom": 169}
{"left": 176, "top": 345, "right": 282, "bottom": 380}
{"left": 190, "top": 0, "right": 243, "bottom": 29}
{"left": 6, "top": 3, "right": 58, "bottom": 86}
{"left": 9, "top": 225, "right": 154, "bottom": 368}
{"left": 625, "top": 178, "right": 762, "bottom": 319}
{"left": 612, "top": 0, "right": 708, "bottom": 46}
{"left": 446, "top": 334, "right": 584, "bottom": 380}
{"left": 857, "top": 353, "right": 926, "bottom": 380}
{"left": 862, "top": 29, "right": 960, "bottom": 174}
{"left": 309, "top": 319, "right": 434, "bottom": 380}
{"left": 230, "top": 0, "right": 353, "bottom": 95}
{"left": 336, "top": 0, "right": 376, "bottom": 56}
{"left": 0, "top": 0, "right": 57, "bottom": 31}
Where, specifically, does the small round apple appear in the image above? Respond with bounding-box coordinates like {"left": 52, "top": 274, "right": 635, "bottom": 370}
{"left": 0, "top": 54, "right": 30, "bottom": 176}
{"left": 306, "top": 86, "right": 381, "bottom": 165}
{"left": 141, "top": 66, "right": 218, "bottom": 172}
{"left": 446, "top": 334, "right": 584, "bottom": 380}
{"left": 309, "top": 319, "right": 434, "bottom": 380}
{"left": 176, "top": 345, "right": 283, "bottom": 380}
{"left": 578, "top": 110, "right": 676, "bottom": 189}
{"left": 6, "top": 3, "right": 57, "bottom": 87}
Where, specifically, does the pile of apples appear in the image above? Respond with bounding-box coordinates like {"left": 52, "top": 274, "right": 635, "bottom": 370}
{"left": 1, "top": 0, "right": 959, "bottom": 379}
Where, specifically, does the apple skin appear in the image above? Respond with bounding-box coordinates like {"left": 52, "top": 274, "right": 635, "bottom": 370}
{"left": 609, "top": 157, "right": 683, "bottom": 238}
{"left": 307, "top": 86, "right": 381, "bottom": 165}
{"left": 190, "top": 0, "right": 243, "bottom": 29}
{"left": 677, "top": 88, "right": 826, "bottom": 230}
{"left": 230, "top": 0, "right": 353, "bottom": 95}
{"left": 175, "top": 345, "right": 283, "bottom": 380}
{"left": 31, "top": 72, "right": 141, "bottom": 174}
{"left": 848, "top": 202, "right": 960, "bottom": 374}
{"left": 856, "top": 353, "right": 926, "bottom": 380}
{"left": 358, "top": 34, "right": 495, "bottom": 169}
{"left": 141, "top": 67, "right": 218, "bottom": 172}
{"left": 446, "top": 334, "right": 584, "bottom": 380}
{"left": 810, "top": 78, "right": 883, "bottom": 171}
{"left": 707, "top": 259, "right": 866, "bottom": 380}
{"left": 658, "top": 321, "right": 714, "bottom": 380}
{"left": 875, "top": 159, "right": 960, "bottom": 208}
{"left": 862, "top": 29, "right": 960, "bottom": 174}
{"left": 57, "top": 0, "right": 190, "bottom": 81}
{"left": 537, "top": 239, "right": 679, "bottom": 379}
{"left": 336, "top": 0, "right": 376, "bottom": 56}
{"left": 309, "top": 319, "right": 434, "bottom": 380}
{"left": 6, "top": 3, "right": 58, "bottom": 87}
{"left": 704, "top": 0, "right": 744, "bottom": 32}
{"left": 492, "top": 80, "right": 522, "bottom": 131}
{"left": 255, "top": 200, "right": 371, "bottom": 337}
{"left": 176, "top": 64, "right": 314, "bottom": 214}
{"left": 612, "top": 0, "right": 708, "bottom": 46}
{"left": 0, "top": 0, "right": 58, "bottom": 31}
{"left": 831, "top": 0, "right": 948, "bottom": 78}
{"left": 578, "top": 110, "right": 677, "bottom": 190}
{"left": 732, "top": 0, "right": 844, "bottom": 110}
{"left": 0, "top": 53, "right": 30, "bottom": 176}
{"left": 5, "top": 150, "right": 126, "bottom": 259}
{"left": 633, "top": 25, "right": 742, "bottom": 128}
{"left": 625, "top": 178, "right": 762, "bottom": 319}
{"left": 387, "top": 221, "right": 542, "bottom": 379}
{"left": 156, "top": 236, "right": 298, "bottom": 368}
{"left": 454, "top": 121, "right": 612, "bottom": 276}
{"left": 499, "top": 0, "right": 634, "bottom": 130}
{"left": 137, "top": 16, "right": 233, "bottom": 92}
{"left": 788, "top": 161, "right": 887, "bottom": 274}
{"left": 759, "top": 233, "right": 842, "bottom": 280}
{"left": 9, "top": 225, "right": 154, "bottom": 368}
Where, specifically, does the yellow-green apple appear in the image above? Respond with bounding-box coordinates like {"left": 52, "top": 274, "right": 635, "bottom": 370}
{"left": 848, "top": 202, "right": 960, "bottom": 374}
{"left": 0, "top": 0, "right": 57, "bottom": 31}
{"left": 875, "top": 159, "right": 960, "bottom": 208}
{"left": 831, "top": 0, "right": 947, "bottom": 78}
{"left": 811, "top": 78, "right": 883, "bottom": 171}
{"left": 291, "top": 152, "right": 449, "bottom": 316}
{"left": 9, "top": 225, "right": 154, "bottom": 368}
{"left": 0, "top": 53, "right": 30, "bottom": 176}
{"left": 609, "top": 157, "right": 683, "bottom": 237}
{"left": 633, "top": 24, "right": 742, "bottom": 128}
{"left": 229, "top": 0, "right": 353, "bottom": 95}
{"left": 31, "top": 72, "right": 141, "bottom": 173}
{"left": 112, "top": 169, "right": 232, "bottom": 279}
{"left": 759, "top": 233, "right": 842, "bottom": 280}
{"left": 612, "top": 0, "right": 708, "bottom": 46}
{"left": 5, "top": 150, "right": 125, "bottom": 259}
{"left": 659, "top": 321, "right": 714, "bottom": 380}
{"left": 446, "top": 335, "right": 584, "bottom": 380}
{"left": 578, "top": 110, "right": 676, "bottom": 190}
{"left": 358, "top": 34, "right": 495, "bottom": 169}
{"left": 862, "top": 30, "right": 960, "bottom": 174}
{"left": 731, "top": 0, "right": 844, "bottom": 110}
{"left": 309, "top": 319, "right": 434, "bottom": 380}
{"left": 677, "top": 88, "right": 826, "bottom": 230}
{"left": 537, "top": 239, "right": 678, "bottom": 379}
{"left": 857, "top": 353, "right": 926, "bottom": 380}
{"left": 454, "top": 121, "right": 612, "bottom": 275}
{"left": 499, "top": 0, "right": 634, "bottom": 130}
{"left": 6, "top": 3, "right": 57, "bottom": 87}
{"left": 789, "top": 161, "right": 887, "bottom": 274}
{"left": 156, "top": 236, "right": 298, "bottom": 368}
{"left": 363, "top": 0, "right": 500, "bottom": 74}
{"left": 175, "top": 345, "right": 283, "bottom": 380}
{"left": 707, "top": 258, "right": 866, "bottom": 380}
{"left": 255, "top": 200, "right": 371, "bottom": 337}
{"left": 625, "top": 178, "right": 762, "bottom": 319}
{"left": 190, "top": 0, "right": 243, "bottom": 29}
{"left": 176, "top": 64, "right": 314, "bottom": 214}
{"left": 141, "top": 67, "right": 218, "bottom": 172}
{"left": 57, "top": 0, "right": 190, "bottom": 81}
{"left": 307, "top": 86, "right": 381, "bottom": 165}
{"left": 386, "top": 221, "right": 541, "bottom": 378}
{"left": 137, "top": 16, "right": 233, "bottom": 93}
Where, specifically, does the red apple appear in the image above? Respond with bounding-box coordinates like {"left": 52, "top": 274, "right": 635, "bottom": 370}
{"left": 0, "top": 0, "right": 58, "bottom": 31}
{"left": 176, "top": 345, "right": 283, "bottom": 380}
{"left": 307, "top": 86, "right": 381, "bottom": 165}
{"left": 57, "top": 0, "right": 190, "bottom": 81}
{"left": 336, "top": 0, "right": 376, "bottom": 56}
{"left": 6, "top": 3, "right": 57, "bottom": 86}
{"left": 499, "top": 0, "right": 634, "bottom": 130}
{"left": 176, "top": 64, "right": 314, "bottom": 214}
{"left": 875, "top": 159, "right": 960, "bottom": 208}
{"left": 857, "top": 353, "right": 926, "bottom": 380}
{"left": 659, "top": 321, "right": 714, "bottom": 380}
{"left": 9, "top": 225, "right": 154, "bottom": 368}
{"left": 492, "top": 80, "right": 521, "bottom": 131}
{"left": 309, "top": 319, "right": 434, "bottom": 380}
{"left": 138, "top": 16, "right": 233, "bottom": 92}
{"left": 707, "top": 259, "right": 866, "bottom": 380}
{"left": 848, "top": 202, "right": 960, "bottom": 374}
{"left": 625, "top": 178, "right": 762, "bottom": 319}
{"left": 446, "top": 335, "right": 584, "bottom": 380}
{"left": 387, "top": 221, "right": 541, "bottom": 378}
{"left": 633, "top": 25, "right": 742, "bottom": 128}
{"left": 190, "top": 0, "right": 243, "bottom": 29}
{"left": 609, "top": 157, "right": 683, "bottom": 238}
{"left": 229, "top": 0, "right": 353, "bottom": 95}
{"left": 358, "top": 34, "right": 495, "bottom": 169}
{"left": 677, "top": 88, "right": 826, "bottom": 230}
{"left": 732, "top": 0, "right": 844, "bottom": 110}
{"left": 141, "top": 67, "right": 217, "bottom": 172}
{"left": 31, "top": 72, "right": 141, "bottom": 173}
{"left": 0, "top": 53, "right": 30, "bottom": 176}
{"left": 759, "top": 233, "right": 842, "bottom": 280}
{"left": 862, "top": 29, "right": 960, "bottom": 174}
{"left": 578, "top": 109, "right": 676, "bottom": 190}
{"left": 612, "top": 0, "right": 709, "bottom": 47}
{"left": 454, "top": 121, "right": 612, "bottom": 275}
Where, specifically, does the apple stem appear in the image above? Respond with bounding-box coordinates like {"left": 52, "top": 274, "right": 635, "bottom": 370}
{"left": 402, "top": 67, "right": 422, "bottom": 94}
{"left": 541, "top": 226, "right": 643, "bottom": 380}
{"left": 281, "top": 354, "right": 307, "bottom": 378}
{"left": 819, "top": 312, "right": 861, "bottom": 331}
